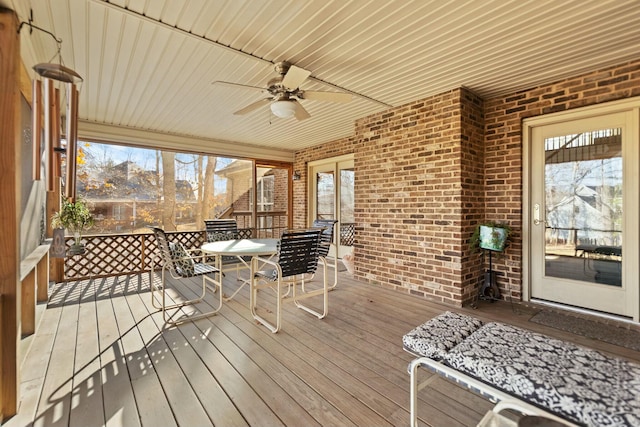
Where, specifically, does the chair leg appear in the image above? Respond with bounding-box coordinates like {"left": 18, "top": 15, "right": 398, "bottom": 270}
{"left": 250, "top": 257, "right": 283, "bottom": 333}
{"left": 154, "top": 267, "right": 223, "bottom": 326}
{"left": 250, "top": 277, "right": 282, "bottom": 333}
{"left": 301, "top": 254, "right": 338, "bottom": 292}
{"left": 293, "top": 262, "right": 328, "bottom": 319}
{"left": 150, "top": 259, "right": 163, "bottom": 310}
{"left": 327, "top": 255, "right": 338, "bottom": 290}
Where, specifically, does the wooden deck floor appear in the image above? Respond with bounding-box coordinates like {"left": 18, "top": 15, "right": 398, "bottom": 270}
{"left": 7, "top": 268, "right": 640, "bottom": 427}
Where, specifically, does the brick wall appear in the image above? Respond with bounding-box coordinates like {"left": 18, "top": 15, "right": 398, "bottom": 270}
{"left": 269, "top": 168, "right": 289, "bottom": 211}
{"left": 294, "top": 58, "right": 640, "bottom": 307}
{"left": 354, "top": 88, "right": 485, "bottom": 304}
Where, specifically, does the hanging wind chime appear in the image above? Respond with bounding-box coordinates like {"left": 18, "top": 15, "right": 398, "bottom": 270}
{"left": 19, "top": 14, "right": 83, "bottom": 201}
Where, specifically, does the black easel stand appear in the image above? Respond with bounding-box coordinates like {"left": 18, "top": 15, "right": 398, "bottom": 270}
{"left": 479, "top": 249, "right": 501, "bottom": 302}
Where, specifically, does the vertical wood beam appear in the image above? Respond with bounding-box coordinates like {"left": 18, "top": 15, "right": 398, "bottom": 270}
{"left": 0, "top": 7, "right": 21, "bottom": 421}
{"left": 36, "top": 252, "right": 49, "bottom": 302}
{"left": 20, "top": 272, "right": 35, "bottom": 336}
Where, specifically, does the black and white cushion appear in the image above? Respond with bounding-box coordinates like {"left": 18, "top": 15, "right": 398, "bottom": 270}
{"left": 403, "top": 312, "right": 484, "bottom": 360}
{"left": 444, "top": 322, "right": 640, "bottom": 427}
{"left": 169, "top": 241, "right": 195, "bottom": 277}
{"left": 206, "top": 230, "right": 238, "bottom": 242}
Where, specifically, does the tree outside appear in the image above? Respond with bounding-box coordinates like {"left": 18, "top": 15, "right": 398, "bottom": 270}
{"left": 72, "top": 141, "right": 247, "bottom": 234}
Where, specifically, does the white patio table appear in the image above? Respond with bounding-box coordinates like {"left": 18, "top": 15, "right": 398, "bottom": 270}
{"left": 201, "top": 238, "right": 278, "bottom": 301}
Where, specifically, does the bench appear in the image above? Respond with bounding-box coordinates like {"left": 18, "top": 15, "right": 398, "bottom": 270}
{"left": 19, "top": 244, "right": 50, "bottom": 336}
{"left": 403, "top": 312, "right": 640, "bottom": 427}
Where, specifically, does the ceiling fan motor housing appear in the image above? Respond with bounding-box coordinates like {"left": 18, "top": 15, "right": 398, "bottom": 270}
{"left": 274, "top": 61, "right": 292, "bottom": 76}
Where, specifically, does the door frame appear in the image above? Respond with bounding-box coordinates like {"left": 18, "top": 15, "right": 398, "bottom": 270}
{"left": 523, "top": 96, "right": 640, "bottom": 322}
{"left": 308, "top": 153, "right": 354, "bottom": 257}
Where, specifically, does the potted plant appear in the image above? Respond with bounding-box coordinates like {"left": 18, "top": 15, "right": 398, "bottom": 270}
{"left": 469, "top": 221, "right": 512, "bottom": 253}
{"left": 51, "top": 198, "right": 95, "bottom": 255}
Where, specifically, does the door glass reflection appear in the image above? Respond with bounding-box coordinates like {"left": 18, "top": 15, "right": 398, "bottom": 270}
{"left": 544, "top": 128, "right": 622, "bottom": 286}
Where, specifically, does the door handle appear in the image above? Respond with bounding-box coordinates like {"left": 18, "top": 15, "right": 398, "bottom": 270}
{"left": 533, "top": 203, "right": 546, "bottom": 226}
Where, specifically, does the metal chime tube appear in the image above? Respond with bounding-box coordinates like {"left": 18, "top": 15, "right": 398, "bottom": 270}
{"left": 32, "top": 79, "right": 42, "bottom": 181}
{"left": 65, "top": 82, "right": 78, "bottom": 201}
{"left": 43, "top": 78, "right": 55, "bottom": 192}
{"left": 53, "top": 87, "right": 61, "bottom": 179}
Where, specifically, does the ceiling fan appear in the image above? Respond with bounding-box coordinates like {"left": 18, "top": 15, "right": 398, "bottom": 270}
{"left": 213, "top": 61, "right": 352, "bottom": 120}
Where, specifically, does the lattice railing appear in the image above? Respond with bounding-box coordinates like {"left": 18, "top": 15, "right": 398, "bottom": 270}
{"left": 340, "top": 223, "right": 355, "bottom": 246}
{"left": 63, "top": 230, "right": 207, "bottom": 281}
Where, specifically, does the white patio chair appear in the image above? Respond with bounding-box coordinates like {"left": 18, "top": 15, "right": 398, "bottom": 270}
{"left": 251, "top": 228, "right": 327, "bottom": 333}
{"left": 150, "top": 226, "right": 222, "bottom": 325}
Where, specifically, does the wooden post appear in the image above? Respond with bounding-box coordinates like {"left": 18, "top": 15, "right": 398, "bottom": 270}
{"left": 0, "top": 7, "right": 21, "bottom": 421}
{"left": 20, "top": 272, "right": 35, "bottom": 336}
{"left": 36, "top": 251, "right": 49, "bottom": 302}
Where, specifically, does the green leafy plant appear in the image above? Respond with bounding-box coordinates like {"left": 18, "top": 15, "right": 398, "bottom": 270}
{"left": 469, "top": 221, "right": 512, "bottom": 253}
{"left": 51, "top": 198, "right": 95, "bottom": 250}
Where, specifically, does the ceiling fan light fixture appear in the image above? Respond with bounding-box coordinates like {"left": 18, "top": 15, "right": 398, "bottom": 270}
{"left": 270, "top": 100, "right": 297, "bottom": 118}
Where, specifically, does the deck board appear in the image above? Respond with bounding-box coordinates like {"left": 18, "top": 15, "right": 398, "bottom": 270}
{"left": 6, "top": 268, "right": 640, "bottom": 427}
{"left": 96, "top": 277, "right": 141, "bottom": 427}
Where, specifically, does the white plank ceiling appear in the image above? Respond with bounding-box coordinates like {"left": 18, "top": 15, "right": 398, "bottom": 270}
{"left": 6, "top": 0, "right": 640, "bottom": 157}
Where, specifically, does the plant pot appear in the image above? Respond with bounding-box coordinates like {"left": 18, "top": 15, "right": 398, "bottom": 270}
{"left": 479, "top": 225, "right": 508, "bottom": 252}
{"left": 69, "top": 243, "right": 86, "bottom": 256}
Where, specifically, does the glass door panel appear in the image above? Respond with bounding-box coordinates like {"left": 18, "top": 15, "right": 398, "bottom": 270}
{"left": 316, "top": 171, "right": 335, "bottom": 221}
{"left": 543, "top": 129, "right": 622, "bottom": 286}
{"left": 338, "top": 162, "right": 355, "bottom": 257}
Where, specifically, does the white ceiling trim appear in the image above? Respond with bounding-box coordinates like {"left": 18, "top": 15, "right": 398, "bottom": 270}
{"left": 78, "top": 120, "right": 295, "bottom": 162}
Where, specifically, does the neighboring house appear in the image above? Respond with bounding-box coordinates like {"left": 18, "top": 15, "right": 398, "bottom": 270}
{"left": 81, "top": 161, "right": 197, "bottom": 232}
{"left": 547, "top": 185, "right": 621, "bottom": 247}
{"left": 216, "top": 160, "right": 289, "bottom": 233}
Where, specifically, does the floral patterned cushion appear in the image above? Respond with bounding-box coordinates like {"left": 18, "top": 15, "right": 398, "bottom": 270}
{"left": 402, "top": 312, "right": 484, "bottom": 360}
{"left": 444, "top": 322, "right": 640, "bottom": 427}
{"left": 169, "top": 241, "right": 195, "bottom": 277}
{"left": 206, "top": 230, "right": 238, "bottom": 242}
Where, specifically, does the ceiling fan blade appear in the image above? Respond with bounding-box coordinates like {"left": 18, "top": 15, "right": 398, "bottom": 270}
{"left": 281, "top": 65, "right": 311, "bottom": 90}
{"left": 234, "top": 98, "right": 272, "bottom": 115}
{"left": 293, "top": 101, "right": 311, "bottom": 121}
{"left": 299, "top": 90, "right": 352, "bottom": 103}
{"left": 213, "top": 81, "right": 266, "bottom": 92}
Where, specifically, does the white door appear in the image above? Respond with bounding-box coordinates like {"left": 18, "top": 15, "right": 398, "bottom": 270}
{"left": 309, "top": 155, "right": 355, "bottom": 258}
{"left": 527, "top": 106, "right": 639, "bottom": 320}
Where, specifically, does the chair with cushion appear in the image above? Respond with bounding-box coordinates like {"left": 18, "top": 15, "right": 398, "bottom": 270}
{"left": 251, "top": 228, "right": 327, "bottom": 333}
{"left": 204, "top": 219, "right": 253, "bottom": 280}
{"left": 150, "top": 226, "right": 222, "bottom": 325}
{"left": 204, "top": 219, "right": 252, "bottom": 241}
{"left": 312, "top": 219, "right": 339, "bottom": 289}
